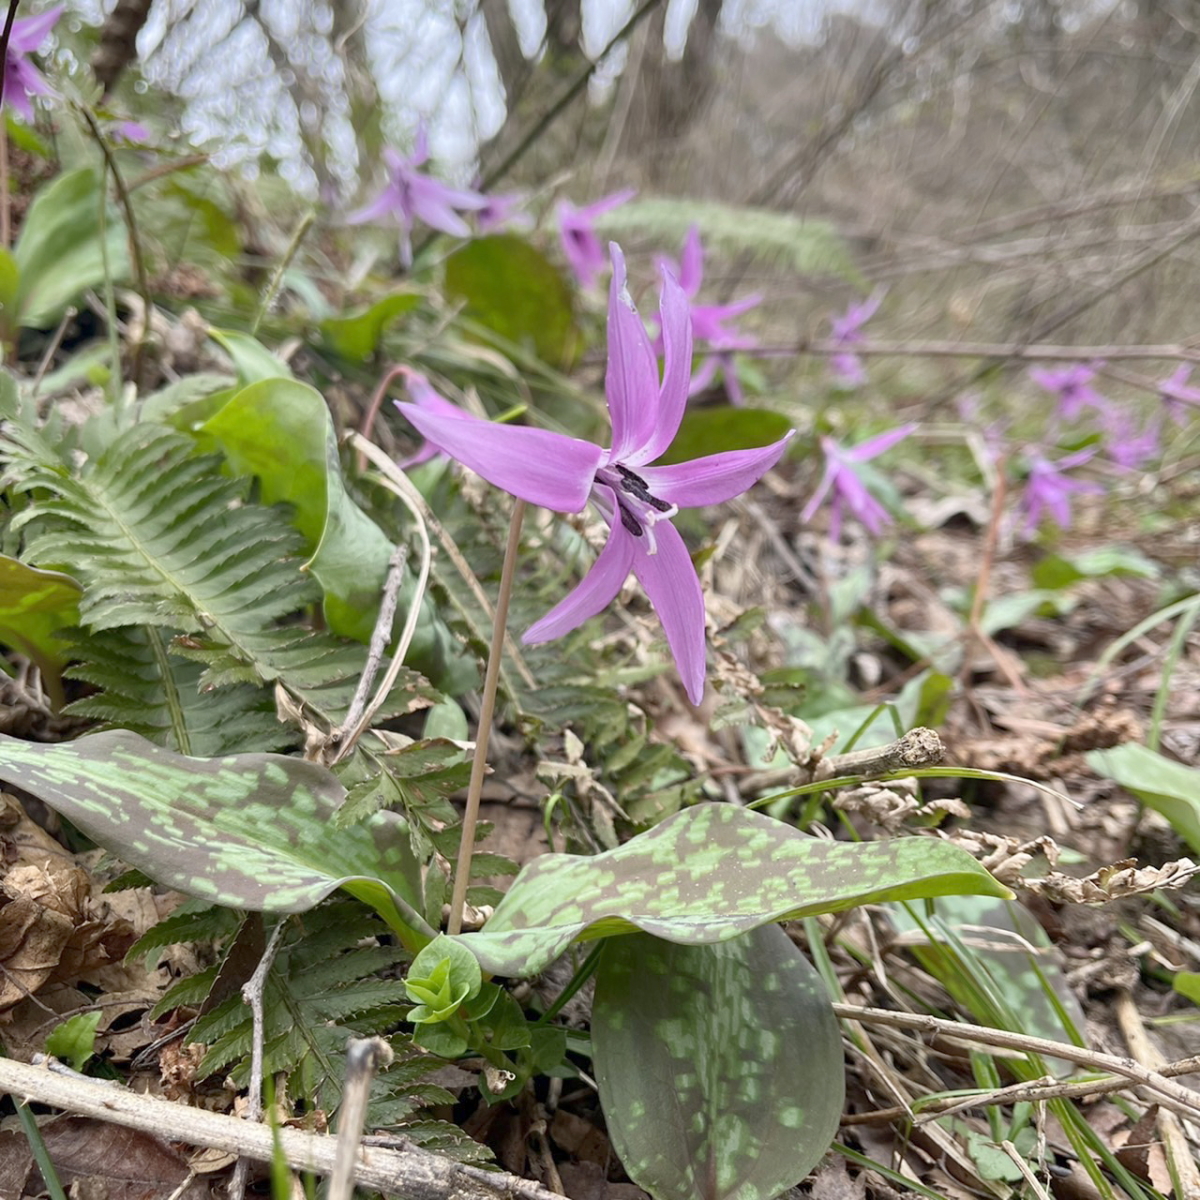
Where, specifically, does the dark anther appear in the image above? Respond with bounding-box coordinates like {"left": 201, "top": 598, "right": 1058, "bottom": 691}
{"left": 617, "top": 500, "right": 644, "bottom": 537}
{"left": 614, "top": 464, "right": 673, "bottom": 512}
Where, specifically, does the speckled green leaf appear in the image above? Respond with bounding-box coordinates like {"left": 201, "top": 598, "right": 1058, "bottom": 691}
{"left": 1088, "top": 742, "right": 1200, "bottom": 852}
{"left": 455, "top": 802, "right": 1010, "bottom": 976}
{"left": 0, "top": 557, "right": 81, "bottom": 704}
{"left": 593, "top": 927, "right": 842, "bottom": 1200}
{"left": 0, "top": 730, "right": 427, "bottom": 943}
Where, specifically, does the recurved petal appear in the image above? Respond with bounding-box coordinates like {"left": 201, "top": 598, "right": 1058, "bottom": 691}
{"left": 10, "top": 6, "right": 61, "bottom": 52}
{"left": 679, "top": 225, "right": 704, "bottom": 296}
{"left": 630, "top": 263, "right": 694, "bottom": 466}
{"left": 605, "top": 243, "right": 662, "bottom": 462}
{"left": 631, "top": 519, "right": 707, "bottom": 706}
{"left": 396, "top": 402, "right": 602, "bottom": 512}
{"left": 640, "top": 430, "right": 794, "bottom": 509}
{"left": 522, "top": 518, "right": 635, "bottom": 644}
{"left": 409, "top": 188, "right": 475, "bottom": 238}
{"left": 845, "top": 423, "right": 916, "bottom": 462}
{"left": 346, "top": 183, "right": 406, "bottom": 226}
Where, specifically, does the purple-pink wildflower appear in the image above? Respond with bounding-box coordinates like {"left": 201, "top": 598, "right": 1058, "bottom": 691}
{"left": 476, "top": 191, "right": 532, "bottom": 235}
{"left": 397, "top": 242, "right": 793, "bottom": 705}
{"left": 828, "top": 289, "right": 885, "bottom": 387}
{"left": 556, "top": 189, "right": 635, "bottom": 290}
{"left": 1100, "top": 407, "right": 1160, "bottom": 472}
{"left": 800, "top": 425, "right": 914, "bottom": 540}
{"left": 1158, "top": 365, "right": 1200, "bottom": 424}
{"left": 1019, "top": 449, "right": 1104, "bottom": 537}
{"left": 2, "top": 5, "right": 61, "bottom": 120}
{"left": 657, "top": 226, "right": 761, "bottom": 404}
{"left": 1029, "top": 364, "right": 1106, "bottom": 421}
{"left": 348, "top": 126, "right": 490, "bottom": 268}
{"left": 393, "top": 369, "right": 464, "bottom": 469}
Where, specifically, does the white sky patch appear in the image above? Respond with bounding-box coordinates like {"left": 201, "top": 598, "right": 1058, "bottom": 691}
{"left": 664, "top": 0, "right": 700, "bottom": 60}
{"left": 582, "top": 0, "right": 632, "bottom": 60}
{"left": 507, "top": 0, "right": 548, "bottom": 58}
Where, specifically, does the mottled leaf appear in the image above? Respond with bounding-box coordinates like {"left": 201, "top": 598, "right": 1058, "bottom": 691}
{"left": 1088, "top": 742, "right": 1200, "bottom": 853}
{"left": 0, "top": 557, "right": 80, "bottom": 704}
{"left": 0, "top": 730, "right": 428, "bottom": 943}
{"left": 593, "top": 927, "right": 843, "bottom": 1200}
{"left": 444, "top": 235, "right": 578, "bottom": 368}
{"left": 455, "top": 803, "right": 1010, "bottom": 976}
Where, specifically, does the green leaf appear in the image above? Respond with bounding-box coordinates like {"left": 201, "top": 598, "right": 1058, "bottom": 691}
{"left": 1032, "top": 547, "right": 1160, "bottom": 590}
{"left": 444, "top": 235, "right": 578, "bottom": 368}
{"left": 1173, "top": 971, "right": 1200, "bottom": 1005}
{"left": 406, "top": 935, "right": 482, "bottom": 1019}
{"left": 889, "top": 895, "right": 1085, "bottom": 1074}
{"left": 320, "top": 291, "right": 420, "bottom": 361}
{"left": 455, "top": 803, "right": 1010, "bottom": 976}
{"left": 593, "top": 927, "right": 843, "bottom": 1200}
{"left": 0, "top": 730, "right": 429, "bottom": 944}
{"left": 201, "top": 378, "right": 391, "bottom": 643}
{"left": 1087, "top": 742, "right": 1200, "bottom": 852}
{"left": 0, "top": 556, "right": 81, "bottom": 703}
{"left": 0, "top": 247, "right": 19, "bottom": 339}
{"left": 658, "top": 407, "right": 794, "bottom": 468}
{"left": 45, "top": 1011, "right": 103, "bottom": 1072}
{"left": 13, "top": 168, "right": 130, "bottom": 328}
{"left": 207, "top": 328, "right": 293, "bottom": 384}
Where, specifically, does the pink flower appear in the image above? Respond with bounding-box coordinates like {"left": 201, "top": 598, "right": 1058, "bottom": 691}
{"left": 1100, "top": 407, "right": 1160, "bottom": 471}
{"left": 476, "top": 191, "right": 532, "bottom": 234}
{"left": 1029, "top": 364, "right": 1105, "bottom": 421}
{"left": 393, "top": 369, "right": 465, "bottom": 469}
{"left": 349, "top": 126, "right": 490, "bottom": 268}
{"left": 828, "top": 289, "right": 885, "bottom": 387}
{"left": 657, "top": 226, "right": 761, "bottom": 405}
{"left": 1158, "top": 365, "right": 1200, "bottom": 424}
{"left": 2, "top": 6, "right": 62, "bottom": 120}
{"left": 398, "top": 243, "right": 793, "bottom": 704}
{"left": 1019, "top": 449, "right": 1104, "bottom": 537}
{"left": 556, "top": 189, "right": 635, "bottom": 290}
{"left": 801, "top": 425, "right": 914, "bottom": 540}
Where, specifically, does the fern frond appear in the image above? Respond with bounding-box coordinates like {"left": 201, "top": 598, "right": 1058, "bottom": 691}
{"left": 189, "top": 903, "right": 418, "bottom": 1117}
{"left": 62, "top": 626, "right": 286, "bottom": 756}
{"left": 7, "top": 424, "right": 316, "bottom": 638}
{"left": 600, "top": 196, "right": 860, "bottom": 280}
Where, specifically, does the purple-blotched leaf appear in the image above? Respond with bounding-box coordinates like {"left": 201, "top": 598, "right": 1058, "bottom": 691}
{"left": 455, "top": 802, "right": 1010, "bottom": 976}
{"left": 0, "top": 730, "right": 429, "bottom": 943}
{"left": 592, "top": 926, "right": 843, "bottom": 1200}
{"left": 0, "top": 556, "right": 80, "bottom": 705}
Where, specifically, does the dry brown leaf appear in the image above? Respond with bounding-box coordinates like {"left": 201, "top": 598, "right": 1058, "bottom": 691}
{"left": 558, "top": 1161, "right": 648, "bottom": 1200}
{"left": 1022, "top": 858, "right": 1199, "bottom": 904}
{"left": 808, "top": 1155, "right": 868, "bottom": 1200}
{"left": 834, "top": 782, "right": 970, "bottom": 834}
{"left": 0, "top": 893, "right": 74, "bottom": 1009}
{"left": 29, "top": 1116, "right": 210, "bottom": 1200}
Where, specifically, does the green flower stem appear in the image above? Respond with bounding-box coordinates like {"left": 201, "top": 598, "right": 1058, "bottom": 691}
{"left": 446, "top": 498, "right": 526, "bottom": 936}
